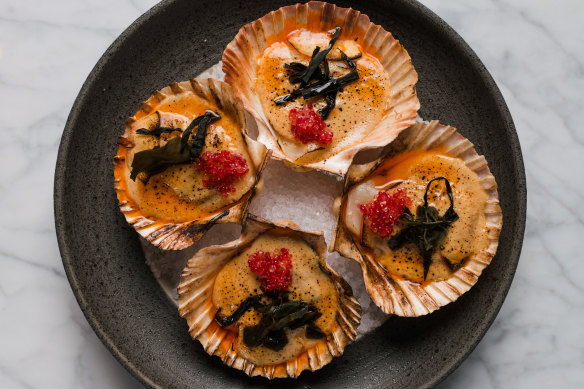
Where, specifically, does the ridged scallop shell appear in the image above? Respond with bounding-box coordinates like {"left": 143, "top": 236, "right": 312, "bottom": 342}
{"left": 177, "top": 216, "right": 361, "bottom": 379}
{"left": 331, "top": 121, "right": 503, "bottom": 316}
{"left": 114, "top": 78, "right": 271, "bottom": 250}
{"left": 222, "top": 1, "right": 419, "bottom": 177}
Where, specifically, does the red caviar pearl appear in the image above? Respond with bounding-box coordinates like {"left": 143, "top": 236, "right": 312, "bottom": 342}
{"left": 289, "top": 104, "right": 333, "bottom": 145}
{"left": 195, "top": 150, "right": 249, "bottom": 197}
{"left": 248, "top": 248, "right": 292, "bottom": 293}
{"left": 359, "top": 189, "right": 412, "bottom": 238}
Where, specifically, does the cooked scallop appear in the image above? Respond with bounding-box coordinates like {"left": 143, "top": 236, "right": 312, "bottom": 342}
{"left": 222, "top": 1, "right": 419, "bottom": 176}
{"left": 331, "top": 121, "right": 503, "bottom": 316}
{"left": 114, "top": 79, "right": 270, "bottom": 250}
{"left": 178, "top": 216, "right": 361, "bottom": 378}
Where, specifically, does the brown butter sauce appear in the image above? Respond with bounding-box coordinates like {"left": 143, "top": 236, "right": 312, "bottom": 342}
{"left": 350, "top": 148, "right": 489, "bottom": 285}
{"left": 128, "top": 93, "right": 252, "bottom": 222}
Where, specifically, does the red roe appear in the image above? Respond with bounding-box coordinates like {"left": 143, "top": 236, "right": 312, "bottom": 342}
{"left": 195, "top": 150, "right": 249, "bottom": 197}
{"left": 289, "top": 104, "right": 333, "bottom": 145}
{"left": 359, "top": 189, "right": 412, "bottom": 238}
{"left": 248, "top": 248, "right": 293, "bottom": 293}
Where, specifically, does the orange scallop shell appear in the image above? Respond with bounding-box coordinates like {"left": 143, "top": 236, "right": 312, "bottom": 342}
{"left": 114, "top": 78, "right": 271, "bottom": 250}
{"left": 177, "top": 216, "right": 361, "bottom": 378}
{"left": 331, "top": 121, "right": 503, "bottom": 316}
{"left": 222, "top": 1, "right": 419, "bottom": 177}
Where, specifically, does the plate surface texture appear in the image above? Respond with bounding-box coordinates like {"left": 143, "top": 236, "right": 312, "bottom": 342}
{"left": 54, "top": 0, "right": 526, "bottom": 387}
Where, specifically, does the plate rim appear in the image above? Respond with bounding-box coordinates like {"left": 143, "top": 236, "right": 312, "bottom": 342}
{"left": 54, "top": 0, "right": 526, "bottom": 387}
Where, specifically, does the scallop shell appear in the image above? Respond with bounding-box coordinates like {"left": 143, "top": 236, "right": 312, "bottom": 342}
{"left": 331, "top": 121, "right": 503, "bottom": 316}
{"left": 222, "top": 1, "right": 419, "bottom": 177}
{"left": 114, "top": 78, "right": 271, "bottom": 250}
{"left": 177, "top": 215, "right": 361, "bottom": 378}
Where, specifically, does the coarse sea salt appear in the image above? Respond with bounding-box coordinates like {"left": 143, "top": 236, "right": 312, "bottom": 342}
{"left": 142, "top": 62, "right": 388, "bottom": 338}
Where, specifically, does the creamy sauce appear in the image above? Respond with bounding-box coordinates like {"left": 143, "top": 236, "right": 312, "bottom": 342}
{"left": 212, "top": 232, "right": 339, "bottom": 365}
{"left": 125, "top": 92, "right": 256, "bottom": 222}
{"left": 255, "top": 30, "right": 391, "bottom": 164}
{"left": 343, "top": 149, "right": 490, "bottom": 284}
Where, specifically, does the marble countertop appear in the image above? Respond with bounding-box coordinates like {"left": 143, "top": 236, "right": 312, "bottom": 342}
{"left": 1, "top": 0, "right": 583, "bottom": 387}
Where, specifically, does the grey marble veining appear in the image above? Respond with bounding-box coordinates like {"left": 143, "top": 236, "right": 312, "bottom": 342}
{"left": 0, "top": 0, "right": 582, "bottom": 387}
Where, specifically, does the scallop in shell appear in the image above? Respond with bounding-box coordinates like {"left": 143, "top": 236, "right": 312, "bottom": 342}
{"left": 177, "top": 216, "right": 361, "bottom": 378}
{"left": 331, "top": 121, "right": 503, "bottom": 316}
{"left": 222, "top": 1, "right": 419, "bottom": 177}
{"left": 114, "top": 78, "right": 270, "bottom": 250}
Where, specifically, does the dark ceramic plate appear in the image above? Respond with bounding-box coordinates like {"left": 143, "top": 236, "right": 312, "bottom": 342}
{"left": 54, "top": 0, "right": 526, "bottom": 387}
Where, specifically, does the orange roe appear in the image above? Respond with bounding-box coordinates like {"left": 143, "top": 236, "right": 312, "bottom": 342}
{"left": 195, "top": 150, "right": 249, "bottom": 197}
{"left": 248, "top": 248, "right": 293, "bottom": 293}
{"left": 289, "top": 104, "right": 333, "bottom": 145}
{"left": 359, "top": 189, "right": 412, "bottom": 238}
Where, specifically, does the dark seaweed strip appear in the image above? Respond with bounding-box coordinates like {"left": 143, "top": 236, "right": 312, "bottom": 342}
{"left": 129, "top": 110, "right": 220, "bottom": 181}
{"left": 179, "top": 117, "right": 200, "bottom": 152}
{"left": 276, "top": 48, "right": 325, "bottom": 105}
{"left": 285, "top": 55, "right": 324, "bottom": 85}
{"left": 388, "top": 177, "right": 459, "bottom": 280}
{"left": 275, "top": 39, "right": 360, "bottom": 119}
{"left": 129, "top": 137, "right": 190, "bottom": 181}
{"left": 423, "top": 177, "right": 457, "bottom": 222}
{"left": 443, "top": 256, "right": 465, "bottom": 271}
{"left": 216, "top": 293, "right": 326, "bottom": 351}
{"left": 214, "top": 295, "right": 265, "bottom": 327}
{"left": 318, "top": 91, "right": 337, "bottom": 120}
{"left": 306, "top": 323, "right": 326, "bottom": 339}
{"left": 285, "top": 62, "right": 308, "bottom": 84}
{"left": 300, "top": 71, "right": 359, "bottom": 99}
{"left": 323, "top": 58, "right": 330, "bottom": 79}
{"left": 301, "top": 50, "right": 359, "bottom": 99}
{"left": 243, "top": 301, "right": 320, "bottom": 350}
{"left": 275, "top": 28, "right": 351, "bottom": 107}
{"left": 339, "top": 49, "right": 358, "bottom": 70}
{"left": 274, "top": 89, "right": 303, "bottom": 105}
{"left": 300, "top": 27, "right": 341, "bottom": 84}
{"left": 260, "top": 329, "right": 288, "bottom": 351}
{"left": 317, "top": 59, "right": 336, "bottom": 119}
{"left": 136, "top": 127, "right": 182, "bottom": 136}
{"left": 180, "top": 110, "right": 220, "bottom": 158}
